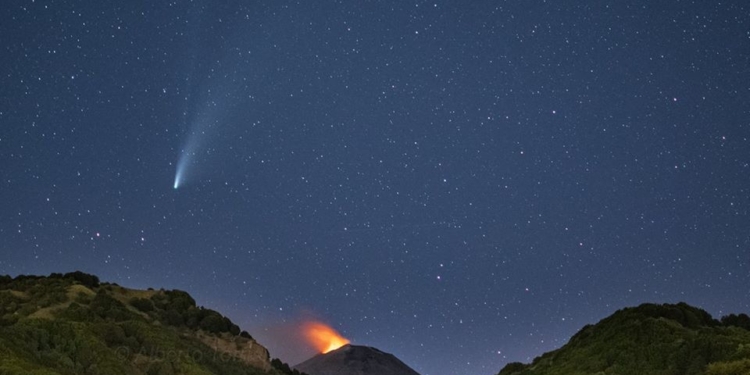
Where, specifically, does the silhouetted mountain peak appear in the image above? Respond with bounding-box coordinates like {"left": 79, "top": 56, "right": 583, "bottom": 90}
{"left": 296, "top": 344, "right": 421, "bottom": 375}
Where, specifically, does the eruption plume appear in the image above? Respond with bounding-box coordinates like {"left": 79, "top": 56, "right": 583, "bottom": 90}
{"left": 302, "top": 321, "right": 350, "bottom": 353}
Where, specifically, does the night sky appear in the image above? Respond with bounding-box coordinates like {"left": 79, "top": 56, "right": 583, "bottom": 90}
{"left": 2, "top": 1, "right": 749, "bottom": 375}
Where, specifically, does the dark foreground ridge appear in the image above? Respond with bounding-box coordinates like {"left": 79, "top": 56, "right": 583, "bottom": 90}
{"left": 4, "top": 272, "right": 749, "bottom": 375}
{"left": 0, "top": 272, "right": 303, "bottom": 375}
{"left": 295, "top": 344, "right": 421, "bottom": 375}
{"left": 498, "top": 302, "right": 750, "bottom": 375}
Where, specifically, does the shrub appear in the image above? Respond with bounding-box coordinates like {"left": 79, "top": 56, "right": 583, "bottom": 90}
{"left": 498, "top": 362, "right": 527, "bottom": 375}
{"left": 199, "top": 313, "right": 227, "bottom": 333}
{"left": 161, "top": 309, "right": 184, "bottom": 326}
{"left": 58, "top": 302, "right": 96, "bottom": 322}
{"left": 130, "top": 298, "right": 155, "bottom": 313}
{"left": 163, "top": 290, "right": 196, "bottom": 311}
{"left": 722, "top": 314, "right": 750, "bottom": 330}
{"left": 90, "top": 292, "right": 131, "bottom": 321}
{"left": 63, "top": 271, "right": 100, "bottom": 288}
{"left": 229, "top": 323, "right": 240, "bottom": 336}
{"left": 706, "top": 359, "right": 750, "bottom": 375}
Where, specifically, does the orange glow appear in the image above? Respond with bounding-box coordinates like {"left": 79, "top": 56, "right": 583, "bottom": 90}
{"left": 302, "top": 321, "right": 350, "bottom": 353}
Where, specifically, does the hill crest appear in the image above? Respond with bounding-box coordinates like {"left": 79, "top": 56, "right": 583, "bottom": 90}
{"left": 0, "top": 272, "right": 288, "bottom": 375}
{"left": 498, "top": 302, "right": 750, "bottom": 375}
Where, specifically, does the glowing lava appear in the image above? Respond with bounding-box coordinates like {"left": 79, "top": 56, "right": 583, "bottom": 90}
{"left": 302, "top": 321, "right": 350, "bottom": 353}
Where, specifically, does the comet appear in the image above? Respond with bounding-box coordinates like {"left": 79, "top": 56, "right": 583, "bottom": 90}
{"left": 173, "top": 146, "right": 193, "bottom": 190}
{"left": 173, "top": 159, "right": 185, "bottom": 189}
{"left": 302, "top": 321, "right": 350, "bottom": 353}
{"left": 172, "top": 123, "right": 206, "bottom": 190}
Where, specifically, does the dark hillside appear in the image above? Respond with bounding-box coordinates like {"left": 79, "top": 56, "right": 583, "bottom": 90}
{"left": 498, "top": 302, "right": 750, "bottom": 375}
{"left": 0, "top": 272, "right": 294, "bottom": 375}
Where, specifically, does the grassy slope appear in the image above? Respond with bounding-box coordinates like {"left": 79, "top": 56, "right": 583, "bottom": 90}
{"left": 0, "top": 273, "right": 285, "bottom": 375}
{"left": 498, "top": 303, "right": 750, "bottom": 375}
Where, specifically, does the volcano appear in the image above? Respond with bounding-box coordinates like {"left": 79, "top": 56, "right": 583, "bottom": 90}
{"left": 295, "top": 344, "right": 421, "bottom": 375}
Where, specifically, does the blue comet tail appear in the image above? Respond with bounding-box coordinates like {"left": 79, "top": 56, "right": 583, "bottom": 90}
{"left": 173, "top": 159, "right": 185, "bottom": 189}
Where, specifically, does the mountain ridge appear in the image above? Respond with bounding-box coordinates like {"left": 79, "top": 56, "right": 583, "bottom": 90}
{"left": 3, "top": 272, "right": 750, "bottom": 375}
{"left": 0, "top": 271, "right": 301, "bottom": 375}
{"left": 498, "top": 302, "right": 750, "bottom": 375}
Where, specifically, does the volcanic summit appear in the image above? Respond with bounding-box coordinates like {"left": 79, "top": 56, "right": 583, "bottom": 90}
{"left": 295, "top": 344, "right": 421, "bottom": 375}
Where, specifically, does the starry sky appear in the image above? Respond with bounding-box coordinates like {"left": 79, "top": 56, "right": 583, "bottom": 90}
{"left": 1, "top": 1, "right": 749, "bottom": 374}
